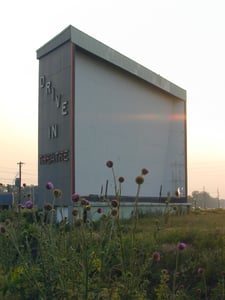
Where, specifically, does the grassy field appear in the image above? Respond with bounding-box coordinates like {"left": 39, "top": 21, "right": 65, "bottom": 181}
{"left": 1, "top": 207, "right": 225, "bottom": 299}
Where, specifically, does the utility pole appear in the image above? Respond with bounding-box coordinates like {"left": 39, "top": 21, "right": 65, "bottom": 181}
{"left": 217, "top": 188, "right": 220, "bottom": 208}
{"left": 203, "top": 186, "right": 206, "bottom": 209}
{"left": 17, "top": 161, "right": 25, "bottom": 205}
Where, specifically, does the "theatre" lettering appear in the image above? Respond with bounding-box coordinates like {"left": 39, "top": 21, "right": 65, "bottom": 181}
{"left": 39, "top": 150, "right": 69, "bottom": 165}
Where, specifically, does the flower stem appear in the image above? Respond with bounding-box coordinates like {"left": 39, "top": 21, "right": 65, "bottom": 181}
{"left": 172, "top": 249, "right": 179, "bottom": 299}
{"left": 112, "top": 166, "right": 118, "bottom": 197}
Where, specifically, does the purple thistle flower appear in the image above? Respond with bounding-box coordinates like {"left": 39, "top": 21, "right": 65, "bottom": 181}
{"left": 118, "top": 176, "right": 125, "bottom": 183}
{"left": 198, "top": 267, "right": 204, "bottom": 274}
{"left": 46, "top": 182, "right": 54, "bottom": 190}
{"left": 72, "top": 193, "right": 80, "bottom": 202}
{"left": 111, "top": 199, "right": 119, "bottom": 207}
{"left": 81, "top": 198, "right": 89, "bottom": 206}
{"left": 141, "top": 168, "right": 149, "bottom": 176}
{"left": 152, "top": 251, "right": 161, "bottom": 262}
{"left": 25, "top": 200, "right": 33, "bottom": 209}
{"left": 178, "top": 242, "right": 187, "bottom": 250}
{"left": 179, "top": 285, "right": 184, "bottom": 290}
{"left": 97, "top": 207, "right": 103, "bottom": 214}
{"left": 106, "top": 160, "right": 113, "bottom": 168}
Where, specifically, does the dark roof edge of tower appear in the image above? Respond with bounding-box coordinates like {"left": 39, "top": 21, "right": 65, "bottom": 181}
{"left": 36, "top": 25, "right": 186, "bottom": 101}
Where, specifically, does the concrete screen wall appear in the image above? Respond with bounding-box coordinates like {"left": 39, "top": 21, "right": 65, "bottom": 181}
{"left": 37, "top": 25, "right": 187, "bottom": 208}
{"left": 75, "top": 50, "right": 186, "bottom": 197}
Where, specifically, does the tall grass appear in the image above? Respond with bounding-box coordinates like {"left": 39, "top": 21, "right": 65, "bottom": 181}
{"left": 0, "top": 162, "right": 225, "bottom": 299}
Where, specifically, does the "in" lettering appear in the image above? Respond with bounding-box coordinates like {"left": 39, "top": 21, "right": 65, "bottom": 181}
{"left": 48, "top": 124, "right": 58, "bottom": 139}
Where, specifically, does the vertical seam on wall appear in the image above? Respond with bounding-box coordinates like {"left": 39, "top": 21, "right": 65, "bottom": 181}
{"left": 71, "top": 42, "right": 75, "bottom": 193}
{"left": 184, "top": 99, "right": 188, "bottom": 200}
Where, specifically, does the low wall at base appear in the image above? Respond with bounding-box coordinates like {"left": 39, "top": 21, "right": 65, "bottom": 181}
{"left": 60, "top": 202, "right": 191, "bottom": 222}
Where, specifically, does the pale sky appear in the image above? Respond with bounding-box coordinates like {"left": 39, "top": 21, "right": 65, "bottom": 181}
{"left": 0, "top": 0, "right": 225, "bottom": 198}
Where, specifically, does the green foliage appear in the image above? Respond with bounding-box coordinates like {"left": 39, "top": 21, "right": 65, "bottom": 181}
{"left": 1, "top": 209, "right": 225, "bottom": 298}
{"left": 2, "top": 164, "right": 225, "bottom": 298}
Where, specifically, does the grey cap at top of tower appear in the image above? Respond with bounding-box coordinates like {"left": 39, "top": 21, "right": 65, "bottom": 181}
{"left": 36, "top": 25, "right": 186, "bottom": 101}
